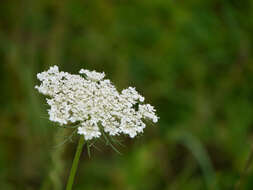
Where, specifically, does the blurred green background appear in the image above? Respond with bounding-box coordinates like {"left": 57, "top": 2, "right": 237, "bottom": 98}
{"left": 1, "top": 0, "right": 253, "bottom": 189}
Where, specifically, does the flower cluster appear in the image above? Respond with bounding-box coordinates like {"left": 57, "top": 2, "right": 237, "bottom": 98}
{"left": 35, "top": 66, "right": 158, "bottom": 140}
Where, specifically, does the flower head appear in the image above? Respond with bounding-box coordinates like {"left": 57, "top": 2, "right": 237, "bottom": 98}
{"left": 35, "top": 66, "right": 159, "bottom": 140}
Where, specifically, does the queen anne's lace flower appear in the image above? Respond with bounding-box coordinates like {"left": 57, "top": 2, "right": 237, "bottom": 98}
{"left": 35, "top": 66, "right": 159, "bottom": 140}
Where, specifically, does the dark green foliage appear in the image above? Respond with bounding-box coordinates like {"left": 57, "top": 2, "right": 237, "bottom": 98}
{"left": 1, "top": 0, "right": 253, "bottom": 189}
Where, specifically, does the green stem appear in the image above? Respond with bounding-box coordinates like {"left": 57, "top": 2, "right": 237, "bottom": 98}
{"left": 235, "top": 145, "right": 253, "bottom": 190}
{"left": 66, "top": 137, "right": 85, "bottom": 190}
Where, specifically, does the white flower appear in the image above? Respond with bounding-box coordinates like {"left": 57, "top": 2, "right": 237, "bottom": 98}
{"left": 77, "top": 121, "right": 101, "bottom": 140}
{"left": 79, "top": 69, "right": 105, "bottom": 81}
{"left": 35, "top": 65, "right": 159, "bottom": 140}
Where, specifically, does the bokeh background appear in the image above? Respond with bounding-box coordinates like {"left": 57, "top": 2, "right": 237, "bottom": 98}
{"left": 1, "top": 0, "right": 253, "bottom": 189}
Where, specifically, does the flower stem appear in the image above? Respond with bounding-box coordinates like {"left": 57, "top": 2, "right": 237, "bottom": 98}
{"left": 66, "top": 137, "right": 85, "bottom": 190}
